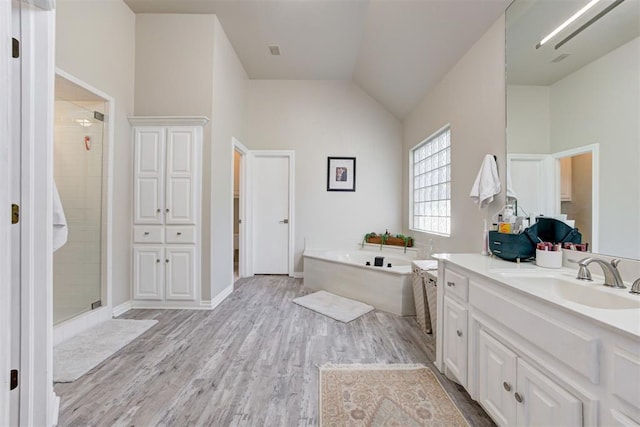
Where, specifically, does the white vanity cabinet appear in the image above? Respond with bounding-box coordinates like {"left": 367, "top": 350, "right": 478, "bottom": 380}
{"left": 129, "top": 116, "right": 208, "bottom": 308}
{"left": 435, "top": 254, "right": 640, "bottom": 427}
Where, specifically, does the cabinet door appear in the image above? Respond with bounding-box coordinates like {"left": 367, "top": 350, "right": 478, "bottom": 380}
{"left": 133, "top": 246, "right": 163, "bottom": 300}
{"left": 443, "top": 295, "right": 468, "bottom": 386}
{"left": 165, "top": 128, "right": 197, "bottom": 224}
{"left": 478, "top": 328, "right": 518, "bottom": 427}
{"left": 516, "top": 358, "right": 582, "bottom": 427}
{"left": 165, "top": 246, "right": 196, "bottom": 301}
{"left": 134, "top": 128, "right": 165, "bottom": 224}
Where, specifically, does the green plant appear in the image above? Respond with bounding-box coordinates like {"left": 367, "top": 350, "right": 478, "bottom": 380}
{"left": 362, "top": 232, "right": 377, "bottom": 248}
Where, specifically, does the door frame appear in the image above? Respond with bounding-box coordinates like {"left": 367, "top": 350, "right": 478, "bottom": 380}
{"left": 551, "top": 143, "right": 599, "bottom": 253}
{"left": 232, "top": 138, "right": 250, "bottom": 278}
{"left": 52, "top": 68, "right": 116, "bottom": 344}
{"left": 250, "top": 150, "right": 295, "bottom": 277}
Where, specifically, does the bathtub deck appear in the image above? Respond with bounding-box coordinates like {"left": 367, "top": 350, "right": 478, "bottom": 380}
{"left": 54, "top": 276, "right": 494, "bottom": 427}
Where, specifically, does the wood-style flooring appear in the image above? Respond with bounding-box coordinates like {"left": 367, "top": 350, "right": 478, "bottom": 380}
{"left": 55, "top": 276, "right": 494, "bottom": 426}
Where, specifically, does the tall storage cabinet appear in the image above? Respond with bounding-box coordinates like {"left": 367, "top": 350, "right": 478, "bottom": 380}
{"left": 129, "top": 117, "right": 209, "bottom": 308}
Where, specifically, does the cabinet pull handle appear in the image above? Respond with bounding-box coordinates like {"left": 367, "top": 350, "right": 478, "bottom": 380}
{"left": 177, "top": 232, "right": 182, "bottom": 236}
{"left": 503, "top": 382, "right": 511, "bottom": 392}
{"left": 144, "top": 232, "right": 150, "bottom": 236}
{"left": 456, "top": 329, "right": 463, "bottom": 337}
{"left": 514, "top": 392, "right": 524, "bottom": 403}
{"left": 493, "top": 241, "right": 501, "bottom": 245}
{"left": 447, "top": 281, "right": 455, "bottom": 287}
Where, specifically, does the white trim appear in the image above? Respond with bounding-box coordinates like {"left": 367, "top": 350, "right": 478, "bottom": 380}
{"left": 0, "top": 1, "right": 12, "bottom": 424}
{"left": 112, "top": 301, "right": 132, "bottom": 318}
{"left": 128, "top": 116, "right": 210, "bottom": 127}
{"left": 205, "top": 284, "right": 234, "bottom": 309}
{"left": 551, "top": 144, "right": 599, "bottom": 253}
{"left": 251, "top": 150, "right": 296, "bottom": 277}
{"left": 232, "top": 138, "right": 250, "bottom": 278}
{"left": 292, "top": 272, "right": 304, "bottom": 279}
{"left": 53, "top": 306, "right": 111, "bottom": 346}
{"left": 131, "top": 282, "right": 232, "bottom": 311}
{"left": 54, "top": 68, "right": 116, "bottom": 339}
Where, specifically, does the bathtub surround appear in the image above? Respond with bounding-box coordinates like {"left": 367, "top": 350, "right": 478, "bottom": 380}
{"left": 53, "top": 319, "right": 157, "bottom": 383}
{"left": 293, "top": 291, "right": 374, "bottom": 323}
{"left": 319, "top": 364, "right": 471, "bottom": 427}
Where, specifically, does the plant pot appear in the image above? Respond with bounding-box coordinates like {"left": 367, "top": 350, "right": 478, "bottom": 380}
{"left": 366, "top": 236, "right": 413, "bottom": 247}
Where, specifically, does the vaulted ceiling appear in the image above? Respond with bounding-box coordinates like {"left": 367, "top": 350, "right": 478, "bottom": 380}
{"left": 124, "top": 0, "right": 511, "bottom": 119}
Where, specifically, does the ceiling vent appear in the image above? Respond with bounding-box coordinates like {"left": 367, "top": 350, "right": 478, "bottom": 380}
{"left": 268, "top": 45, "right": 281, "bottom": 56}
{"left": 551, "top": 53, "right": 570, "bottom": 63}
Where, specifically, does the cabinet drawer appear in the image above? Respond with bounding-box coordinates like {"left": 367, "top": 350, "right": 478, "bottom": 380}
{"left": 444, "top": 268, "right": 469, "bottom": 301}
{"left": 133, "top": 226, "right": 163, "bottom": 243}
{"left": 165, "top": 226, "right": 196, "bottom": 244}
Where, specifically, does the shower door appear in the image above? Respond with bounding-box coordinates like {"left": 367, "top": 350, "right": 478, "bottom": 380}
{"left": 53, "top": 100, "right": 105, "bottom": 325}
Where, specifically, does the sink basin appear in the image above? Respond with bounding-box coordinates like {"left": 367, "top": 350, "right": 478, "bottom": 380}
{"left": 500, "top": 274, "right": 640, "bottom": 309}
{"left": 553, "top": 280, "right": 640, "bottom": 310}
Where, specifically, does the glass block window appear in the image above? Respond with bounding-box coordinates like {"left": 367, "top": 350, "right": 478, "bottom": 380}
{"left": 410, "top": 126, "right": 451, "bottom": 236}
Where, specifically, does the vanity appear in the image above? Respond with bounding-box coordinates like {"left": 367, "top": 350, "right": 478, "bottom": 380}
{"left": 434, "top": 254, "right": 640, "bottom": 426}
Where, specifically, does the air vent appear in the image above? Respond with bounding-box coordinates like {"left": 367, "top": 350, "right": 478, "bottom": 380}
{"left": 268, "top": 45, "right": 281, "bottom": 56}
{"left": 552, "top": 53, "right": 570, "bottom": 63}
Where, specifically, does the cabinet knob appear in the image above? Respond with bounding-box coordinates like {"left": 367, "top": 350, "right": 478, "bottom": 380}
{"left": 156, "top": 259, "right": 160, "bottom": 263}
{"left": 456, "top": 329, "right": 463, "bottom": 337}
{"left": 156, "top": 208, "right": 161, "bottom": 213}
{"left": 144, "top": 231, "right": 150, "bottom": 236}
{"left": 177, "top": 232, "right": 182, "bottom": 236}
{"left": 165, "top": 208, "right": 170, "bottom": 213}
{"left": 165, "top": 259, "right": 169, "bottom": 263}
{"left": 514, "top": 392, "right": 524, "bottom": 403}
{"left": 447, "top": 281, "right": 455, "bottom": 287}
{"left": 503, "top": 382, "right": 511, "bottom": 392}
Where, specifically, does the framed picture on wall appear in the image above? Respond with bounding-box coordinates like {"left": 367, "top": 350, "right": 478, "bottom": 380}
{"left": 327, "top": 157, "right": 356, "bottom": 192}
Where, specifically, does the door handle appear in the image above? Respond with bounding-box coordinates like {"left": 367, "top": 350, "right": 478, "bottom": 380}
{"left": 279, "top": 219, "right": 289, "bottom": 224}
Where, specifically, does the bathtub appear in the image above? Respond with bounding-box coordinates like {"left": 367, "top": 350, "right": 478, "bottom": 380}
{"left": 303, "top": 246, "right": 417, "bottom": 316}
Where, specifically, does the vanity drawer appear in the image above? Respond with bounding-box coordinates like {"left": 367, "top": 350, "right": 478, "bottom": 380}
{"left": 444, "top": 268, "right": 469, "bottom": 302}
{"left": 165, "top": 226, "right": 196, "bottom": 244}
{"left": 133, "top": 226, "right": 163, "bottom": 243}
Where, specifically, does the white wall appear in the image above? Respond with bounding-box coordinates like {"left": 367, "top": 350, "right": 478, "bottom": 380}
{"left": 248, "top": 80, "right": 403, "bottom": 272}
{"left": 550, "top": 37, "right": 640, "bottom": 259}
{"left": 56, "top": 0, "right": 136, "bottom": 307}
{"left": 209, "top": 16, "right": 249, "bottom": 298}
{"left": 507, "top": 85, "right": 550, "bottom": 154}
{"left": 403, "top": 16, "right": 505, "bottom": 255}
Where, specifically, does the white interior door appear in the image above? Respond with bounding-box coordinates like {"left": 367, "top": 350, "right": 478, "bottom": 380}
{"left": 252, "top": 154, "right": 291, "bottom": 275}
{"left": 507, "top": 154, "right": 555, "bottom": 217}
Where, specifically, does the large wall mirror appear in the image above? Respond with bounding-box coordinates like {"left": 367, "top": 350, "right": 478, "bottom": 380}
{"left": 506, "top": 0, "right": 640, "bottom": 260}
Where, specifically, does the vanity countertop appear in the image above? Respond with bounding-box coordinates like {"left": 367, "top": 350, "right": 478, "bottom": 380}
{"left": 434, "top": 253, "right": 640, "bottom": 339}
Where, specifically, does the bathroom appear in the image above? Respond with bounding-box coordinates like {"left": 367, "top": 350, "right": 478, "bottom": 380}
{"left": 3, "top": 0, "right": 639, "bottom": 425}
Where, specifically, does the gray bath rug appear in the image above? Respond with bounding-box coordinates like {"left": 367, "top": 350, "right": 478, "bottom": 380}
{"left": 54, "top": 319, "right": 157, "bottom": 383}
{"left": 293, "top": 290, "right": 374, "bottom": 323}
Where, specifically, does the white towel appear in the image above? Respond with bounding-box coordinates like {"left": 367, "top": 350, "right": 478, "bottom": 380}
{"left": 469, "top": 155, "right": 501, "bottom": 208}
{"left": 52, "top": 181, "right": 68, "bottom": 251}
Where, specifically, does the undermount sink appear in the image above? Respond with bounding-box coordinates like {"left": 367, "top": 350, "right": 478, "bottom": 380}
{"left": 498, "top": 273, "right": 640, "bottom": 310}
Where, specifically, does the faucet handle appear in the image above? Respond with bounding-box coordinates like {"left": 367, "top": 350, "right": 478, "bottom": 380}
{"left": 630, "top": 279, "right": 640, "bottom": 295}
{"left": 576, "top": 265, "right": 592, "bottom": 281}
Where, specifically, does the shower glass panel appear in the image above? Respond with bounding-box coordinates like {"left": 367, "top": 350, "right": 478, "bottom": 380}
{"left": 53, "top": 100, "right": 105, "bottom": 325}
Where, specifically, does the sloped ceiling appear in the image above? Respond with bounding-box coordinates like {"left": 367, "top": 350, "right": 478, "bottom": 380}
{"left": 124, "top": 0, "right": 511, "bottom": 119}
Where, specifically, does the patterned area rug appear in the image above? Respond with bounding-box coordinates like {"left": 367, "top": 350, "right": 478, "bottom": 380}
{"left": 319, "top": 364, "right": 470, "bottom": 427}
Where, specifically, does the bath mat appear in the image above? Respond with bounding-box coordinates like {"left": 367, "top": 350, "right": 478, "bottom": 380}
{"left": 292, "top": 290, "right": 374, "bottom": 323}
{"left": 319, "top": 363, "right": 470, "bottom": 427}
{"left": 54, "top": 319, "right": 157, "bottom": 383}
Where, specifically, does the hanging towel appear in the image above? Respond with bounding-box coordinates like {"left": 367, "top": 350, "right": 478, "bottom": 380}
{"left": 52, "top": 181, "right": 68, "bottom": 251}
{"left": 469, "top": 155, "right": 501, "bottom": 208}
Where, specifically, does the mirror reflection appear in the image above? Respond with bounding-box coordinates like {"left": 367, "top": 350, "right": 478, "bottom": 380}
{"left": 506, "top": 0, "right": 640, "bottom": 260}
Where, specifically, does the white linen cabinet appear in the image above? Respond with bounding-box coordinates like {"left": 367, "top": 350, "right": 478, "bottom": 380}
{"left": 129, "top": 116, "right": 209, "bottom": 308}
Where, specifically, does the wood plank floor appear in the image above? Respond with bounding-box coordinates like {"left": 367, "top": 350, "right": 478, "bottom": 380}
{"left": 55, "top": 276, "right": 494, "bottom": 426}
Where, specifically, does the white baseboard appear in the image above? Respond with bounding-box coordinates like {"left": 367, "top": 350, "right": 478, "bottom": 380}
{"left": 293, "top": 271, "right": 304, "bottom": 279}
{"left": 50, "top": 390, "right": 60, "bottom": 427}
{"left": 202, "top": 284, "right": 234, "bottom": 310}
{"left": 112, "top": 300, "right": 132, "bottom": 318}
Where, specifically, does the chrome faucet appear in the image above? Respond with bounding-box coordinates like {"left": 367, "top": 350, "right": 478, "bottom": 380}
{"left": 576, "top": 257, "right": 626, "bottom": 288}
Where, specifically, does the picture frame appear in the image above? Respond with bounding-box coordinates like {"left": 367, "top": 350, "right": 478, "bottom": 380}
{"left": 327, "top": 157, "right": 356, "bottom": 192}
